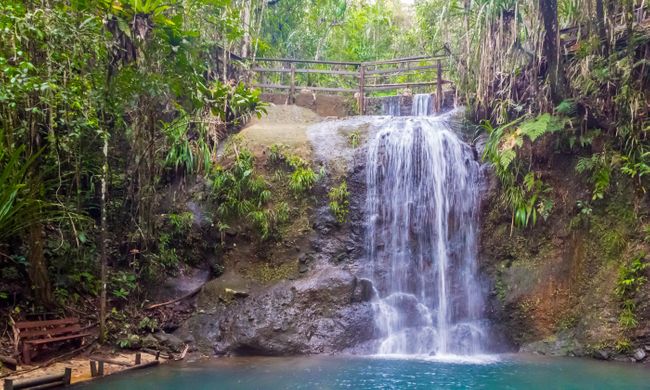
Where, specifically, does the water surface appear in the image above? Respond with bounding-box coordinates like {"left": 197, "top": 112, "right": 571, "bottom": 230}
{"left": 75, "top": 355, "right": 650, "bottom": 389}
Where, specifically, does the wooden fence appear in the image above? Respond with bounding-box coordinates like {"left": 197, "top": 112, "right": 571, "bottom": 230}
{"left": 247, "top": 55, "right": 451, "bottom": 114}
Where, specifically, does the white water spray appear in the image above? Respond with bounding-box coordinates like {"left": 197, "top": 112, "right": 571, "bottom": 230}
{"left": 365, "top": 113, "right": 486, "bottom": 356}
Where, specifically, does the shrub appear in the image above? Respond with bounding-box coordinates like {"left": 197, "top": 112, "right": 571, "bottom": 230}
{"left": 328, "top": 181, "right": 350, "bottom": 223}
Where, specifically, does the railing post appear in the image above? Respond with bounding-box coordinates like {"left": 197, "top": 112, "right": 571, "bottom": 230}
{"left": 359, "top": 64, "right": 366, "bottom": 115}
{"left": 436, "top": 59, "right": 443, "bottom": 113}
{"left": 63, "top": 367, "right": 72, "bottom": 385}
{"left": 289, "top": 62, "right": 296, "bottom": 105}
{"left": 90, "top": 361, "right": 97, "bottom": 377}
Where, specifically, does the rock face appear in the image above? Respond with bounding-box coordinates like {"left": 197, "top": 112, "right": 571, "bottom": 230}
{"left": 176, "top": 266, "right": 375, "bottom": 356}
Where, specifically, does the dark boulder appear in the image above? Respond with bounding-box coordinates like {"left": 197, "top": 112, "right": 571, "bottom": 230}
{"left": 176, "top": 267, "right": 376, "bottom": 356}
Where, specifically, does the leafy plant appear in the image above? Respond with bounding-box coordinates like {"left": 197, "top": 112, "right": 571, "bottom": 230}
{"left": 615, "top": 253, "right": 648, "bottom": 330}
{"left": 138, "top": 316, "right": 158, "bottom": 332}
{"left": 348, "top": 131, "right": 361, "bottom": 148}
{"left": 168, "top": 212, "right": 194, "bottom": 234}
{"left": 328, "top": 181, "right": 350, "bottom": 223}
{"left": 482, "top": 116, "right": 559, "bottom": 232}
{"left": 110, "top": 271, "right": 137, "bottom": 300}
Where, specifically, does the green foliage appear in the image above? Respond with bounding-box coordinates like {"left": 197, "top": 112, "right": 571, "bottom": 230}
{"left": 168, "top": 212, "right": 194, "bottom": 234}
{"left": 615, "top": 338, "right": 632, "bottom": 353}
{"left": 482, "top": 115, "right": 559, "bottom": 230}
{"left": 138, "top": 316, "right": 159, "bottom": 333}
{"left": 212, "top": 147, "right": 270, "bottom": 219}
{"left": 348, "top": 131, "right": 361, "bottom": 148}
{"left": 210, "top": 145, "right": 289, "bottom": 241}
{"left": 117, "top": 334, "right": 140, "bottom": 349}
{"left": 328, "top": 181, "right": 350, "bottom": 223}
{"left": 615, "top": 253, "right": 648, "bottom": 300}
{"left": 153, "top": 233, "right": 180, "bottom": 272}
{"left": 615, "top": 253, "right": 648, "bottom": 330}
{"left": 267, "top": 145, "right": 319, "bottom": 195}
{"left": 110, "top": 271, "right": 137, "bottom": 300}
{"left": 289, "top": 166, "right": 318, "bottom": 195}
{"left": 163, "top": 115, "right": 213, "bottom": 176}
{"left": 576, "top": 153, "right": 614, "bottom": 200}
{"left": 0, "top": 146, "right": 68, "bottom": 240}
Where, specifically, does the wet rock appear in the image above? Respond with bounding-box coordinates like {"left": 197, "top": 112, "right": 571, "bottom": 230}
{"left": 177, "top": 266, "right": 374, "bottom": 356}
{"left": 352, "top": 278, "right": 375, "bottom": 302}
{"left": 154, "top": 332, "right": 185, "bottom": 352}
{"left": 592, "top": 349, "right": 610, "bottom": 360}
{"left": 142, "top": 334, "right": 159, "bottom": 349}
{"left": 633, "top": 348, "right": 647, "bottom": 362}
{"left": 519, "top": 331, "right": 585, "bottom": 357}
{"left": 225, "top": 288, "right": 249, "bottom": 298}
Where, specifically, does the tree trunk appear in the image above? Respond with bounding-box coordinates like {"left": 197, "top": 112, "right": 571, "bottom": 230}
{"left": 595, "top": 0, "right": 609, "bottom": 56}
{"left": 27, "top": 222, "right": 53, "bottom": 306}
{"left": 98, "top": 133, "right": 109, "bottom": 344}
{"left": 242, "top": 0, "right": 251, "bottom": 58}
{"left": 539, "top": 0, "right": 567, "bottom": 103}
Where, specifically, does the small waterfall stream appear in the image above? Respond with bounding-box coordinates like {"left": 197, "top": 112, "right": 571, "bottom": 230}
{"left": 365, "top": 112, "right": 486, "bottom": 356}
{"left": 381, "top": 94, "right": 433, "bottom": 117}
{"left": 411, "top": 94, "right": 433, "bottom": 116}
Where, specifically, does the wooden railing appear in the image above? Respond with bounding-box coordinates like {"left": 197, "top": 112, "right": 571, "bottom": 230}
{"left": 246, "top": 55, "right": 451, "bottom": 114}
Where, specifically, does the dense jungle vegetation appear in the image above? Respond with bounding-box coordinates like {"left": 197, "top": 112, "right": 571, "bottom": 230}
{"left": 1, "top": 0, "right": 648, "bottom": 349}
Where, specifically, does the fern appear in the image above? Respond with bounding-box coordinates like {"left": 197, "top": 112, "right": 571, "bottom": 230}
{"left": 517, "top": 114, "right": 565, "bottom": 142}
{"left": 328, "top": 181, "right": 350, "bottom": 223}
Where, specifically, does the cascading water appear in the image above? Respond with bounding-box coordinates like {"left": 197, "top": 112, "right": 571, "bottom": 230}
{"left": 381, "top": 94, "right": 433, "bottom": 116}
{"left": 382, "top": 96, "right": 402, "bottom": 116}
{"left": 365, "top": 114, "right": 487, "bottom": 357}
{"left": 411, "top": 94, "right": 433, "bottom": 116}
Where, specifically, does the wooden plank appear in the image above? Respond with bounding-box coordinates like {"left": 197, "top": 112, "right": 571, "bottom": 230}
{"left": 295, "top": 69, "right": 358, "bottom": 76}
{"left": 254, "top": 84, "right": 357, "bottom": 93}
{"left": 251, "top": 67, "right": 290, "bottom": 73}
{"left": 363, "top": 55, "right": 444, "bottom": 66}
{"left": 6, "top": 373, "right": 65, "bottom": 389}
{"left": 366, "top": 64, "right": 442, "bottom": 75}
{"left": 254, "top": 84, "right": 291, "bottom": 90}
{"left": 90, "top": 356, "right": 133, "bottom": 367}
{"left": 365, "top": 81, "right": 449, "bottom": 91}
{"left": 26, "top": 332, "right": 90, "bottom": 346}
{"left": 305, "top": 86, "right": 358, "bottom": 93}
{"left": 142, "top": 348, "right": 172, "bottom": 359}
{"left": 26, "top": 380, "right": 66, "bottom": 389}
{"left": 252, "top": 68, "right": 357, "bottom": 76}
{"left": 119, "top": 360, "right": 159, "bottom": 373}
{"left": 19, "top": 324, "right": 81, "bottom": 339}
{"left": 14, "top": 318, "right": 78, "bottom": 329}
{"left": 249, "top": 57, "right": 360, "bottom": 66}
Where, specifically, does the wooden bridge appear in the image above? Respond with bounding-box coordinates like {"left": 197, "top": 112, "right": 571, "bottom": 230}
{"left": 245, "top": 55, "right": 451, "bottom": 115}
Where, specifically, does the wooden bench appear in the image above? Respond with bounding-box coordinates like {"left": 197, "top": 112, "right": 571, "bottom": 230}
{"left": 14, "top": 318, "right": 90, "bottom": 365}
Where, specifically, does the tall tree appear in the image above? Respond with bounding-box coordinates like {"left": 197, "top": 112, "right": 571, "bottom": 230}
{"left": 539, "top": 0, "right": 567, "bottom": 103}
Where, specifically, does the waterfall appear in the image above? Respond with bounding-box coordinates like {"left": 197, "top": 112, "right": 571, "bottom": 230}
{"left": 365, "top": 116, "right": 486, "bottom": 356}
{"left": 380, "top": 94, "right": 433, "bottom": 116}
{"left": 411, "top": 94, "right": 433, "bottom": 116}
{"left": 382, "top": 96, "right": 402, "bottom": 116}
